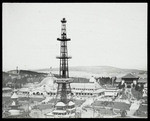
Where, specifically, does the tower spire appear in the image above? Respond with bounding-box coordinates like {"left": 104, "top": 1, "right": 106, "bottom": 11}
{"left": 56, "top": 18, "right": 72, "bottom": 78}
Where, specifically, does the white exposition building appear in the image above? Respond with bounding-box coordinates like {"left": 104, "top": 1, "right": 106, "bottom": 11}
{"left": 19, "top": 74, "right": 110, "bottom": 97}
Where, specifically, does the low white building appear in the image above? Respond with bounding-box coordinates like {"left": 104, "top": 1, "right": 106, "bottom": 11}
{"left": 19, "top": 74, "right": 120, "bottom": 98}
{"left": 19, "top": 74, "right": 105, "bottom": 97}
{"left": 103, "top": 88, "right": 119, "bottom": 97}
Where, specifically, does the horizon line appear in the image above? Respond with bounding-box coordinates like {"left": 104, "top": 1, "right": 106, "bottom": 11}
{"left": 3, "top": 65, "right": 147, "bottom": 72}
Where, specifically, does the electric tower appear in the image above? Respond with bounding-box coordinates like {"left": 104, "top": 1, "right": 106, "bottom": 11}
{"left": 55, "top": 18, "right": 73, "bottom": 104}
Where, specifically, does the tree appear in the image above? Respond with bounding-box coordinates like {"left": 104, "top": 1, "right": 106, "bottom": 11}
{"left": 120, "top": 110, "right": 127, "bottom": 117}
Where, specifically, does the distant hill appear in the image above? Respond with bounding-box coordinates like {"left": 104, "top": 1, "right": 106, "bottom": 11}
{"left": 2, "top": 70, "right": 89, "bottom": 87}
{"left": 32, "top": 66, "right": 147, "bottom": 79}
{"left": 3, "top": 66, "right": 147, "bottom": 87}
{"left": 33, "top": 66, "right": 146, "bottom": 75}
{"left": 7, "top": 70, "right": 47, "bottom": 76}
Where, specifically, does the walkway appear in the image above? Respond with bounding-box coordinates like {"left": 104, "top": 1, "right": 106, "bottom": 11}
{"left": 127, "top": 100, "right": 140, "bottom": 116}
{"left": 79, "top": 97, "right": 100, "bottom": 118}
{"left": 80, "top": 98, "right": 93, "bottom": 109}
{"left": 41, "top": 97, "right": 52, "bottom": 103}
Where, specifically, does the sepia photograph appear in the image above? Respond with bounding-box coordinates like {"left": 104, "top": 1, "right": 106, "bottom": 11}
{"left": 2, "top": 3, "right": 147, "bottom": 118}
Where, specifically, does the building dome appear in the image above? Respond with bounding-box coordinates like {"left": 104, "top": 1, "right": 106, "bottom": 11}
{"left": 55, "top": 102, "right": 66, "bottom": 107}
{"left": 89, "top": 76, "right": 96, "bottom": 82}
{"left": 68, "top": 101, "right": 75, "bottom": 106}
{"left": 35, "top": 76, "right": 57, "bottom": 87}
{"left": 47, "top": 72, "right": 54, "bottom": 77}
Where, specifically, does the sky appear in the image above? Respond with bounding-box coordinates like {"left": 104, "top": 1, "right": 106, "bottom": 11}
{"left": 3, "top": 3, "right": 147, "bottom": 71}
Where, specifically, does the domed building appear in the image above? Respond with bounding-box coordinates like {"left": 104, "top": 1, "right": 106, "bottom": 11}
{"left": 35, "top": 73, "right": 57, "bottom": 87}
{"left": 19, "top": 72, "right": 57, "bottom": 96}
{"left": 31, "top": 72, "right": 57, "bottom": 95}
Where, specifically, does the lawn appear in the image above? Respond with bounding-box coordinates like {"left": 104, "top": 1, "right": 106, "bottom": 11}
{"left": 2, "top": 96, "right": 45, "bottom": 110}
{"left": 92, "top": 101, "right": 130, "bottom": 110}
{"left": 74, "top": 99, "right": 86, "bottom": 107}
{"left": 134, "top": 104, "right": 147, "bottom": 117}
{"left": 97, "top": 108, "right": 114, "bottom": 115}
{"left": 48, "top": 98, "right": 56, "bottom": 103}
{"left": 30, "top": 97, "right": 44, "bottom": 102}
{"left": 33, "top": 104, "right": 53, "bottom": 110}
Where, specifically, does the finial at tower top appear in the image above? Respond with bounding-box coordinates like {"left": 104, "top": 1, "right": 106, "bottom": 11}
{"left": 61, "top": 18, "right": 66, "bottom": 23}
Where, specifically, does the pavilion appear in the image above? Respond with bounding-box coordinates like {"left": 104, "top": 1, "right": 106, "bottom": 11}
{"left": 121, "top": 73, "right": 139, "bottom": 88}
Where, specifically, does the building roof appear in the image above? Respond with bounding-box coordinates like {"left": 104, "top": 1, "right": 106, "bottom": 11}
{"left": 47, "top": 72, "right": 54, "bottom": 77}
{"left": 71, "top": 81, "right": 102, "bottom": 90}
{"left": 138, "top": 74, "right": 147, "bottom": 78}
{"left": 94, "top": 89, "right": 105, "bottom": 93}
{"left": 30, "top": 76, "right": 103, "bottom": 93}
{"left": 45, "top": 112, "right": 53, "bottom": 116}
{"left": 121, "top": 73, "right": 138, "bottom": 79}
{"left": 44, "top": 85, "right": 57, "bottom": 92}
{"left": 89, "top": 76, "right": 96, "bottom": 82}
{"left": 55, "top": 78, "right": 73, "bottom": 83}
{"left": 35, "top": 76, "right": 56, "bottom": 87}
{"left": 72, "top": 89, "right": 98, "bottom": 93}
{"left": 19, "top": 88, "right": 29, "bottom": 92}
{"left": 72, "top": 90, "right": 84, "bottom": 93}
{"left": 3, "top": 87, "right": 12, "bottom": 91}
{"left": 11, "top": 92, "right": 18, "bottom": 99}
{"left": 8, "top": 110, "right": 21, "bottom": 116}
{"left": 68, "top": 101, "right": 75, "bottom": 106}
{"left": 105, "top": 88, "right": 118, "bottom": 91}
{"left": 31, "top": 75, "right": 57, "bottom": 93}
{"left": 55, "top": 102, "right": 66, "bottom": 107}
{"left": 53, "top": 110, "right": 66, "bottom": 113}
{"left": 138, "top": 78, "right": 147, "bottom": 83}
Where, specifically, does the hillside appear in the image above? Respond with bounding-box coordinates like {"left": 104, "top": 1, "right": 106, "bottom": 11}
{"left": 2, "top": 70, "right": 89, "bottom": 87}
{"left": 2, "top": 66, "right": 147, "bottom": 88}
{"left": 33, "top": 66, "right": 146, "bottom": 78}
{"left": 2, "top": 70, "right": 49, "bottom": 88}
{"left": 7, "top": 70, "right": 47, "bottom": 76}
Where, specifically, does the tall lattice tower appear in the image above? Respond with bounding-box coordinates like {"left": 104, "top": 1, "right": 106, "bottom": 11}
{"left": 51, "top": 18, "right": 75, "bottom": 117}
{"left": 45, "top": 18, "right": 76, "bottom": 118}
{"left": 55, "top": 18, "right": 73, "bottom": 104}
